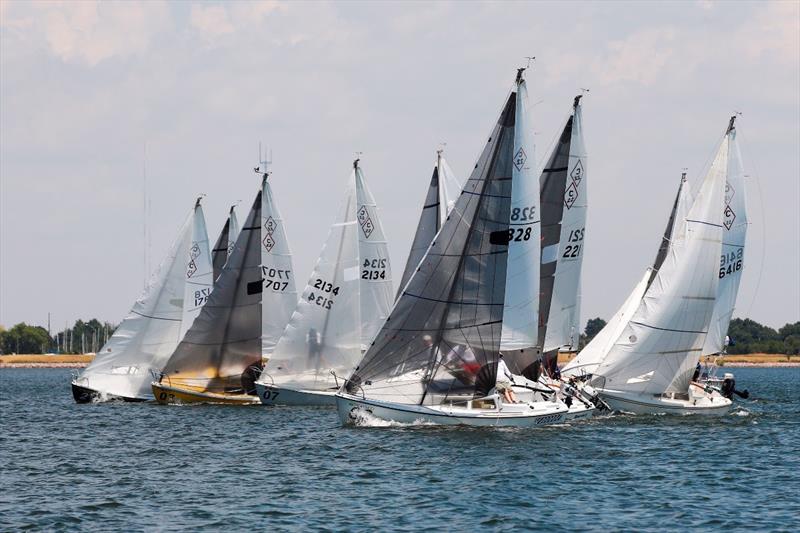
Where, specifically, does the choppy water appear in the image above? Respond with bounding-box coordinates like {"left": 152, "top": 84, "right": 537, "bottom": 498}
{"left": 1, "top": 368, "right": 798, "bottom": 531}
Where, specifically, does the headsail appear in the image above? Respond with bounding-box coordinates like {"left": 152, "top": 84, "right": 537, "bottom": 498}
{"left": 74, "top": 200, "right": 210, "bottom": 400}
{"left": 345, "top": 71, "right": 537, "bottom": 405}
{"left": 158, "top": 176, "right": 296, "bottom": 395}
{"left": 703, "top": 118, "right": 748, "bottom": 355}
{"left": 591, "top": 134, "right": 727, "bottom": 396}
{"left": 538, "top": 96, "right": 588, "bottom": 358}
{"left": 260, "top": 161, "right": 393, "bottom": 391}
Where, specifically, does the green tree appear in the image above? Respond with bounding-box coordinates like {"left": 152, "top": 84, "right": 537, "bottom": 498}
{"left": 0, "top": 323, "right": 51, "bottom": 354}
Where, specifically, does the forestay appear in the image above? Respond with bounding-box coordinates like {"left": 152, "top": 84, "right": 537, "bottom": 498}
{"left": 592, "top": 138, "right": 727, "bottom": 396}
{"left": 703, "top": 119, "right": 747, "bottom": 355}
{"left": 75, "top": 200, "right": 210, "bottom": 400}
{"left": 539, "top": 96, "right": 588, "bottom": 354}
{"left": 158, "top": 177, "right": 296, "bottom": 394}
{"left": 345, "top": 72, "right": 538, "bottom": 405}
{"left": 261, "top": 162, "right": 393, "bottom": 391}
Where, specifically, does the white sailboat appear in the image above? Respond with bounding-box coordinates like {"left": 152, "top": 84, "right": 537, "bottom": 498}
{"left": 152, "top": 165, "right": 297, "bottom": 404}
{"left": 395, "top": 149, "right": 461, "bottom": 298}
{"left": 336, "top": 69, "right": 586, "bottom": 427}
{"left": 72, "top": 198, "right": 213, "bottom": 402}
{"left": 255, "top": 159, "right": 394, "bottom": 406}
{"left": 563, "top": 120, "right": 736, "bottom": 415}
{"left": 210, "top": 205, "right": 240, "bottom": 282}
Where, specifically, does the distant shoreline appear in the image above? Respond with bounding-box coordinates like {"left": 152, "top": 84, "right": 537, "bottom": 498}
{"left": 1, "top": 353, "right": 799, "bottom": 369}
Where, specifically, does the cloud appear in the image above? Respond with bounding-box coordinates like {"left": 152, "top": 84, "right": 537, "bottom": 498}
{"left": 1, "top": 0, "right": 171, "bottom": 66}
{"left": 596, "top": 27, "right": 677, "bottom": 86}
{"left": 189, "top": 4, "right": 234, "bottom": 39}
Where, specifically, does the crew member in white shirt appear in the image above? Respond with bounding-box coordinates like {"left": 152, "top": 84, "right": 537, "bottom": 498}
{"left": 495, "top": 353, "right": 518, "bottom": 404}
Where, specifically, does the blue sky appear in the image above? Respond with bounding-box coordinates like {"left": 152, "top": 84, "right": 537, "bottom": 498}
{"left": 1, "top": 0, "right": 798, "bottom": 331}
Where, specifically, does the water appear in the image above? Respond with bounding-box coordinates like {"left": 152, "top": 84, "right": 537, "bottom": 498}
{"left": 1, "top": 368, "right": 798, "bottom": 531}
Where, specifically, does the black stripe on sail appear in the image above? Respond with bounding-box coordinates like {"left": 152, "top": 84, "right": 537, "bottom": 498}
{"left": 542, "top": 166, "right": 569, "bottom": 173}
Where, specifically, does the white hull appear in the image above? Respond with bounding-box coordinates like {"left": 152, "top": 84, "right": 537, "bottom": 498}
{"left": 336, "top": 393, "right": 570, "bottom": 428}
{"left": 599, "top": 385, "right": 732, "bottom": 416}
{"left": 255, "top": 383, "right": 336, "bottom": 406}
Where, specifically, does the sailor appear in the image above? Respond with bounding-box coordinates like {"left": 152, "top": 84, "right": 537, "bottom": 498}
{"left": 495, "top": 353, "right": 518, "bottom": 404}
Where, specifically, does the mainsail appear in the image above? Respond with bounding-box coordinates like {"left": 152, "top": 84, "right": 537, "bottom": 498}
{"left": 396, "top": 150, "right": 462, "bottom": 299}
{"left": 73, "top": 199, "right": 212, "bottom": 400}
{"left": 345, "top": 70, "right": 539, "bottom": 405}
{"left": 211, "top": 205, "right": 240, "bottom": 282}
{"left": 157, "top": 176, "right": 296, "bottom": 395}
{"left": 586, "top": 134, "right": 727, "bottom": 396}
{"left": 538, "top": 96, "right": 588, "bottom": 360}
{"left": 703, "top": 118, "right": 748, "bottom": 355}
{"left": 260, "top": 161, "right": 393, "bottom": 391}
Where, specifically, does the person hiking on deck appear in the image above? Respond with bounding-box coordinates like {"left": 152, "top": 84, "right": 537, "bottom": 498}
{"left": 495, "top": 353, "right": 518, "bottom": 404}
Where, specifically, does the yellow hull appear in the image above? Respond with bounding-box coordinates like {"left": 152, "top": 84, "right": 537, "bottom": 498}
{"left": 151, "top": 382, "right": 260, "bottom": 405}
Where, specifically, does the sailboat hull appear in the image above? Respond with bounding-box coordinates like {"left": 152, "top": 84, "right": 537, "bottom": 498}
{"left": 599, "top": 385, "right": 732, "bottom": 416}
{"left": 255, "top": 383, "right": 336, "bottom": 406}
{"left": 336, "top": 393, "right": 570, "bottom": 428}
{"left": 151, "top": 382, "right": 260, "bottom": 405}
{"left": 71, "top": 382, "right": 147, "bottom": 404}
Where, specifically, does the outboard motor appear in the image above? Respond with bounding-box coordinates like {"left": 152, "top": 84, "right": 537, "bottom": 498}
{"left": 721, "top": 373, "right": 750, "bottom": 400}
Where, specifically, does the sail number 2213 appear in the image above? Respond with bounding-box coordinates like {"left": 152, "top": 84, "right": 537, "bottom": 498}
{"left": 562, "top": 227, "right": 585, "bottom": 259}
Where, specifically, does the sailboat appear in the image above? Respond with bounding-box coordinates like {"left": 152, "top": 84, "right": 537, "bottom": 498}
{"left": 152, "top": 164, "right": 297, "bottom": 404}
{"left": 562, "top": 119, "right": 736, "bottom": 415}
{"left": 538, "top": 95, "right": 588, "bottom": 372}
{"left": 696, "top": 117, "right": 749, "bottom": 397}
{"left": 211, "top": 205, "right": 240, "bottom": 282}
{"left": 71, "top": 198, "right": 213, "bottom": 402}
{"left": 255, "top": 159, "right": 394, "bottom": 406}
{"left": 335, "top": 68, "right": 584, "bottom": 427}
{"left": 396, "top": 149, "right": 461, "bottom": 298}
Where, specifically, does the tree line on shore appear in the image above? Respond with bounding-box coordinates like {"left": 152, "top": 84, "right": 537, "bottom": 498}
{"left": 1, "top": 317, "right": 798, "bottom": 356}
{"left": 0, "top": 319, "right": 117, "bottom": 355}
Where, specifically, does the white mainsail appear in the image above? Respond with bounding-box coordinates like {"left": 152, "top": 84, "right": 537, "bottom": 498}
{"left": 591, "top": 137, "right": 727, "bottom": 397}
{"left": 261, "top": 179, "right": 299, "bottom": 359}
{"left": 540, "top": 96, "right": 588, "bottom": 353}
{"left": 260, "top": 160, "right": 393, "bottom": 391}
{"left": 500, "top": 71, "right": 540, "bottom": 351}
{"left": 437, "top": 153, "right": 462, "bottom": 224}
{"left": 72, "top": 199, "right": 212, "bottom": 401}
{"left": 703, "top": 118, "right": 748, "bottom": 355}
{"left": 179, "top": 199, "right": 214, "bottom": 339}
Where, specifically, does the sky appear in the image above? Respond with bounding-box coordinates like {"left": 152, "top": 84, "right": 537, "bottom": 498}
{"left": 1, "top": 0, "right": 798, "bottom": 333}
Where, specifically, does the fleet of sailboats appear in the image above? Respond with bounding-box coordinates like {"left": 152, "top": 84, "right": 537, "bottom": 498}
{"left": 69, "top": 66, "right": 753, "bottom": 427}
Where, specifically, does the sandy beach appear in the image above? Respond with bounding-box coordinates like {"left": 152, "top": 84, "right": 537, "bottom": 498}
{"left": 1, "top": 353, "right": 798, "bottom": 368}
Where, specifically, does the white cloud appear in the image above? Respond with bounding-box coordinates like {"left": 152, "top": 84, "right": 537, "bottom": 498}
{"left": 596, "top": 27, "right": 677, "bottom": 86}
{"left": 189, "top": 4, "right": 235, "bottom": 39}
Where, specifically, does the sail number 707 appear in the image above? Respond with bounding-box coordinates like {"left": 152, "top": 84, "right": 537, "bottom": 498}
{"left": 262, "top": 266, "right": 291, "bottom": 292}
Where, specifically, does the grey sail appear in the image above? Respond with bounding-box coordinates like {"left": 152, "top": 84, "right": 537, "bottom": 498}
{"left": 345, "top": 92, "right": 519, "bottom": 405}
{"left": 537, "top": 110, "right": 574, "bottom": 371}
{"left": 211, "top": 215, "right": 231, "bottom": 282}
{"left": 396, "top": 165, "right": 441, "bottom": 300}
{"left": 158, "top": 188, "right": 264, "bottom": 395}
{"left": 647, "top": 173, "right": 689, "bottom": 289}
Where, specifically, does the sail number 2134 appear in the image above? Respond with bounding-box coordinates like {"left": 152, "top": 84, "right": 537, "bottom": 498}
{"left": 308, "top": 278, "right": 339, "bottom": 310}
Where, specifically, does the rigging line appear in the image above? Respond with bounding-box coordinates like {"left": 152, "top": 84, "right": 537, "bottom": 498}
{"left": 131, "top": 310, "right": 181, "bottom": 322}
{"left": 628, "top": 321, "right": 708, "bottom": 335}
{"left": 735, "top": 127, "right": 767, "bottom": 321}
